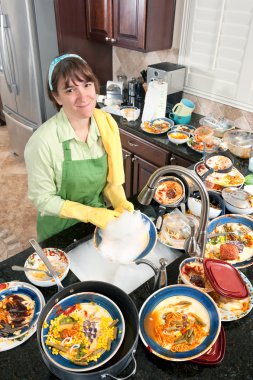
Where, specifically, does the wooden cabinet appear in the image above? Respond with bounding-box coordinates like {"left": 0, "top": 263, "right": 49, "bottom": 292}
{"left": 86, "top": 0, "right": 176, "bottom": 52}
{"left": 169, "top": 154, "right": 192, "bottom": 168}
{"left": 120, "top": 129, "right": 170, "bottom": 197}
{"left": 54, "top": 0, "right": 112, "bottom": 85}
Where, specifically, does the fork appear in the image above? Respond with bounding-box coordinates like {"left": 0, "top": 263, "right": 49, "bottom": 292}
{"left": 0, "top": 323, "right": 28, "bottom": 337}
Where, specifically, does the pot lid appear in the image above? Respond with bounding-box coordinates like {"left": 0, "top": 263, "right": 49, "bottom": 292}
{"left": 203, "top": 259, "right": 248, "bottom": 299}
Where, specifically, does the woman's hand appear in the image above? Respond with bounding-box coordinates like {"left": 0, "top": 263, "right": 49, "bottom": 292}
{"left": 115, "top": 200, "right": 134, "bottom": 213}
{"left": 60, "top": 201, "right": 120, "bottom": 229}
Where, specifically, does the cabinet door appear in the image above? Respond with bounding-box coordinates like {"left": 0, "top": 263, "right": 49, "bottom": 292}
{"left": 122, "top": 148, "right": 133, "bottom": 199}
{"left": 86, "top": 0, "right": 113, "bottom": 42}
{"left": 113, "top": 0, "right": 146, "bottom": 49}
{"left": 132, "top": 155, "right": 158, "bottom": 196}
{"left": 170, "top": 154, "right": 192, "bottom": 168}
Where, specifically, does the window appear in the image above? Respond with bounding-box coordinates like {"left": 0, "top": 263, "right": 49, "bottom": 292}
{"left": 179, "top": 0, "right": 253, "bottom": 112}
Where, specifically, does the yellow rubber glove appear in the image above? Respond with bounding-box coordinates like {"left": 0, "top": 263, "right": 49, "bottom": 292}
{"left": 59, "top": 200, "right": 120, "bottom": 229}
{"left": 103, "top": 183, "right": 134, "bottom": 213}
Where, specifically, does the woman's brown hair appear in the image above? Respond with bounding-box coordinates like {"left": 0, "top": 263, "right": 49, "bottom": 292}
{"left": 47, "top": 56, "right": 100, "bottom": 111}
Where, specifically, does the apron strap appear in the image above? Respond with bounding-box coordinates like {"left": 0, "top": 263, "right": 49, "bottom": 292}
{"left": 63, "top": 140, "right": 72, "bottom": 161}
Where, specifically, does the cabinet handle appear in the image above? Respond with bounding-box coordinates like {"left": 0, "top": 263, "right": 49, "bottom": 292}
{"left": 105, "top": 36, "right": 110, "bottom": 41}
{"left": 128, "top": 141, "right": 139, "bottom": 147}
{"left": 170, "top": 156, "right": 177, "bottom": 164}
{"left": 132, "top": 157, "right": 137, "bottom": 162}
{"left": 124, "top": 153, "right": 131, "bottom": 159}
{"left": 110, "top": 38, "right": 117, "bottom": 43}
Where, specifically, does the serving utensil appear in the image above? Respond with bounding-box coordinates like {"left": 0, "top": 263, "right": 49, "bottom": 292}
{"left": 11, "top": 265, "right": 55, "bottom": 277}
{"left": 29, "top": 239, "right": 64, "bottom": 291}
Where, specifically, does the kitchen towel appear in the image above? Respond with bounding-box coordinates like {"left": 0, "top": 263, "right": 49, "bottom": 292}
{"left": 141, "top": 80, "right": 167, "bottom": 122}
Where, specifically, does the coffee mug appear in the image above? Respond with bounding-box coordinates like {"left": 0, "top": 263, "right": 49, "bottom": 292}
{"left": 172, "top": 98, "right": 195, "bottom": 116}
{"left": 169, "top": 112, "right": 192, "bottom": 125}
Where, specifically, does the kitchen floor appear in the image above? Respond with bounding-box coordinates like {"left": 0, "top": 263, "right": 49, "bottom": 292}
{"left": 0, "top": 125, "right": 37, "bottom": 262}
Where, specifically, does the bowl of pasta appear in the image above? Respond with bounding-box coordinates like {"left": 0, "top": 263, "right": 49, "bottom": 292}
{"left": 139, "top": 284, "right": 221, "bottom": 361}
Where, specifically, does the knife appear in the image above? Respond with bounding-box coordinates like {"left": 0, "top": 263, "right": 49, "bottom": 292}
{"left": 29, "top": 239, "right": 64, "bottom": 291}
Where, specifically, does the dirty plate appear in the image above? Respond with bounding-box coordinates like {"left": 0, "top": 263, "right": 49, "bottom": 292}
{"left": 141, "top": 118, "right": 174, "bottom": 136}
{"left": 205, "top": 215, "right": 253, "bottom": 268}
{"left": 187, "top": 137, "right": 221, "bottom": 154}
{"left": 0, "top": 281, "right": 45, "bottom": 345}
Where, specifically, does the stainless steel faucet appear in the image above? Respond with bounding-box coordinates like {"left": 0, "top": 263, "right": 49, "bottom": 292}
{"left": 136, "top": 258, "right": 168, "bottom": 292}
{"left": 138, "top": 165, "right": 210, "bottom": 257}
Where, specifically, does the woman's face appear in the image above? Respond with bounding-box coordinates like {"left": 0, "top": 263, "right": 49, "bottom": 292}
{"left": 53, "top": 76, "right": 97, "bottom": 120}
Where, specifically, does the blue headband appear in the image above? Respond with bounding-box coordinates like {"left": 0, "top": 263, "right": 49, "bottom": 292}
{"left": 48, "top": 54, "right": 86, "bottom": 91}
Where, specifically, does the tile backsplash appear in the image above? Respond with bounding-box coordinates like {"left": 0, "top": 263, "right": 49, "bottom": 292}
{"left": 113, "top": 46, "right": 253, "bottom": 131}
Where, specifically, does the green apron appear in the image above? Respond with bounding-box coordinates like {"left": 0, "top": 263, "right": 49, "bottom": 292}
{"left": 37, "top": 140, "right": 108, "bottom": 241}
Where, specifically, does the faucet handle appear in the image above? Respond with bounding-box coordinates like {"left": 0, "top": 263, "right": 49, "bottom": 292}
{"left": 184, "top": 220, "right": 201, "bottom": 257}
{"left": 154, "top": 258, "right": 168, "bottom": 290}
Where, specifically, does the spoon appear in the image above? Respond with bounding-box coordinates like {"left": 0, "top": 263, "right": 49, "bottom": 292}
{"left": 11, "top": 265, "right": 58, "bottom": 277}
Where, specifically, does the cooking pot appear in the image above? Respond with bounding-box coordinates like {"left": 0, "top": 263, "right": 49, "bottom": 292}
{"left": 153, "top": 174, "right": 190, "bottom": 232}
{"left": 37, "top": 281, "right": 139, "bottom": 380}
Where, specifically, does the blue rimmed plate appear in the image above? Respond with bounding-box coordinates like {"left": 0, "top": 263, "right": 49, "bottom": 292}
{"left": 0, "top": 281, "right": 45, "bottom": 340}
{"left": 41, "top": 292, "right": 125, "bottom": 372}
{"left": 206, "top": 214, "right": 253, "bottom": 268}
{"left": 139, "top": 284, "right": 221, "bottom": 361}
{"left": 94, "top": 212, "right": 157, "bottom": 262}
{"left": 214, "top": 270, "right": 253, "bottom": 322}
{"left": 171, "top": 124, "right": 196, "bottom": 135}
{"left": 141, "top": 117, "right": 174, "bottom": 136}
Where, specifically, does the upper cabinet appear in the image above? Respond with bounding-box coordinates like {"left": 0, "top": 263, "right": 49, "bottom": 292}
{"left": 86, "top": 0, "right": 176, "bottom": 52}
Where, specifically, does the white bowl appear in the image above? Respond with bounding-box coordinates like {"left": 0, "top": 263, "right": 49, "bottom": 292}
{"left": 24, "top": 248, "right": 69, "bottom": 287}
{"left": 187, "top": 196, "right": 222, "bottom": 219}
{"left": 120, "top": 106, "right": 140, "bottom": 121}
{"left": 222, "top": 187, "right": 253, "bottom": 215}
{"left": 179, "top": 257, "right": 213, "bottom": 292}
{"left": 167, "top": 130, "right": 190, "bottom": 144}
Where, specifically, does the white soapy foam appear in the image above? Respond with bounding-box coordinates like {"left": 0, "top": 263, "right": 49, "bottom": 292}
{"left": 99, "top": 211, "right": 150, "bottom": 264}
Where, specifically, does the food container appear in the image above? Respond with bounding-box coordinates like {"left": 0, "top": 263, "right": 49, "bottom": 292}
{"left": 180, "top": 257, "right": 249, "bottom": 299}
{"left": 194, "top": 126, "right": 214, "bottom": 143}
{"left": 199, "top": 116, "right": 235, "bottom": 138}
{"left": 37, "top": 281, "right": 139, "bottom": 380}
{"left": 187, "top": 190, "right": 224, "bottom": 219}
{"left": 24, "top": 248, "right": 70, "bottom": 287}
{"left": 222, "top": 187, "right": 253, "bottom": 215}
{"left": 223, "top": 130, "right": 253, "bottom": 158}
{"left": 191, "top": 325, "right": 226, "bottom": 365}
{"left": 167, "top": 130, "right": 190, "bottom": 144}
{"left": 120, "top": 106, "right": 140, "bottom": 121}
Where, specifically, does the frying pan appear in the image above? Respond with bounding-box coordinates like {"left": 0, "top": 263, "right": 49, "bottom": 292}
{"left": 197, "top": 151, "right": 234, "bottom": 181}
{"left": 37, "top": 281, "right": 139, "bottom": 380}
{"left": 153, "top": 174, "right": 190, "bottom": 232}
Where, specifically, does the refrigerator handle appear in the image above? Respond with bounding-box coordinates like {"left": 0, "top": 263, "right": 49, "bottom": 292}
{"left": 0, "top": 13, "right": 18, "bottom": 95}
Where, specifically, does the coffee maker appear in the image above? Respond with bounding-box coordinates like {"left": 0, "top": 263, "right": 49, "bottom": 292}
{"left": 147, "top": 62, "right": 186, "bottom": 113}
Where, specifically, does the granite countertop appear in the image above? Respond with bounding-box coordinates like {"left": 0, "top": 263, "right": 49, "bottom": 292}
{"left": 112, "top": 111, "right": 250, "bottom": 175}
{"left": 1, "top": 198, "right": 253, "bottom": 379}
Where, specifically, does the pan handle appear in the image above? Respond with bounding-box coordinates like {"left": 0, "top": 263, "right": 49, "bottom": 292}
{"left": 101, "top": 350, "right": 137, "bottom": 379}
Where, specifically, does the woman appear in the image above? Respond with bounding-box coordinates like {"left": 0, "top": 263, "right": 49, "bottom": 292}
{"left": 24, "top": 53, "right": 134, "bottom": 241}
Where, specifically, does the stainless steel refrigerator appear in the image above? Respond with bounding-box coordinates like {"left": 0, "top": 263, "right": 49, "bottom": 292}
{"left": 0, "top": 0, "right": 58, "bottom": 158}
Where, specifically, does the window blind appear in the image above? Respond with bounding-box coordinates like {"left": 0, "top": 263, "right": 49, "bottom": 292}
{"left": 179, "top": 0, "right": 253, "bottom": 112}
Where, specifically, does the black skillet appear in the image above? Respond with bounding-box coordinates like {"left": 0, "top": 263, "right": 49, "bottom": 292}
{"left": 153, "top": 174, "right": 190, "bottom": 232}
{"left": 36, "top": 281, "right": 139, "bottom": 380}
{"left": 197, "top": 151, "right": 234, "bottom": 181}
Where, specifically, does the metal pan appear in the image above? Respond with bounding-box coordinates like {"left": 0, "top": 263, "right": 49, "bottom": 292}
{"left": 36, "top": 281, "right": 139, "bottom": 380}
{"left": 198, "top": 151, "right": 234, "bottom": 181}
{"left": 153, "top": 174, "right": 190, "bottom": 232}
